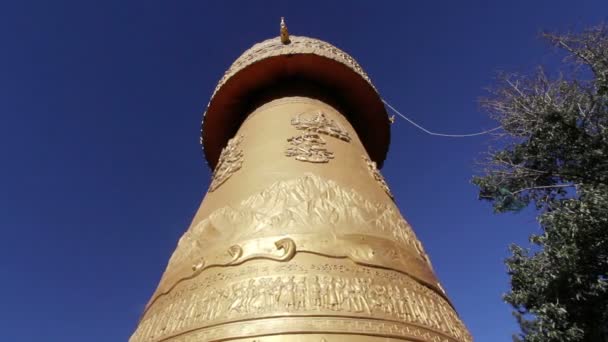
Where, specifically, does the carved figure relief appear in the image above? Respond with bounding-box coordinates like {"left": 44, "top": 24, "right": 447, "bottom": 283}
{"left": 286, "top": 111, "right": 350, "bottom": 163}
{"left": 363, "top": 154, "right": 393, "bottom": 199}
{"left": 132, "top": 269, "right": 471, "bottom": 342}
{"left": 209, "top": 135, "right": 244, "bottom": 192}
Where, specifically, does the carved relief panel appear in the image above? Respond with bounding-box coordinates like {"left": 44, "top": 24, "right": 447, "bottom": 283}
{"left": 132, "top": 256, "right": 471, "bottom": 342}
{"left": 291, "top": 111, "right": 351, "bottom": 142}
{"left": 209, "top": 135, "right": 244, "bottom": 192}
{"left": 286, "top": 110, "right": 350, "bottom": 163}
{"left": 166, "top": 174, "right": 428, "bottom": 275}
{"left": 285, "top": 133, "right": 334, "bottom": 163}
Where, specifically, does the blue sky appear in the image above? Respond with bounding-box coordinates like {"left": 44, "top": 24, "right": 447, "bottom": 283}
{"left": 0, "top": 1, "right": 606, "bottom": 341}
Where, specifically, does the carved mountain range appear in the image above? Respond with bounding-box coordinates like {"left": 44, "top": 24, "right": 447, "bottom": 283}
{"left": 168, "top": 174, "right": 423, "bottom": 269}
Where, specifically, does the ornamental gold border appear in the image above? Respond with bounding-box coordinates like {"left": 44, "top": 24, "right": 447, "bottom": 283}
{"left": 162, "top": 316, "right": 458, "bottom": 342}
{"left": 133, "top": 255, "right": 470, "bottom": 342}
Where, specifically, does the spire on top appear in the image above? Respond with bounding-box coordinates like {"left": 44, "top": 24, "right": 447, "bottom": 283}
{"left": 280, "top": 17, "right": 290, "bottom": 44}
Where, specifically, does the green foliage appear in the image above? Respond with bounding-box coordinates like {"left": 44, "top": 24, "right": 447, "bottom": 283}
{"left": 473, "top": 25, "right": 608, "bottom": 342}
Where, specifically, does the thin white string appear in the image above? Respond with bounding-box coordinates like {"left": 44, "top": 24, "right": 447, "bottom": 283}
{"left": 382, "top": 98, "right": 502, "bottom": 137}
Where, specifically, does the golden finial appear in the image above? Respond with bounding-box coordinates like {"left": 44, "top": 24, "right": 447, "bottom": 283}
{"left": 280, "top": 17, "right": 290, "bottom": 44}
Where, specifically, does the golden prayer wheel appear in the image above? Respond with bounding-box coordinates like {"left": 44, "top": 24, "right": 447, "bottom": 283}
{"left": 130, "top": 24, "right": 472, "bottom": 342}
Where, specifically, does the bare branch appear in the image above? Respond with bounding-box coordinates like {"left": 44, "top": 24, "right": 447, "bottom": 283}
{"left": 511, "top": 183, "right": 580, "bottom": 195}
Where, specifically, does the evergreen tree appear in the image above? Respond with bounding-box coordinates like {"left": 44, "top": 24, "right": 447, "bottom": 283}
{"left": 473, "top": 25, "right": 608, "bottom": 342}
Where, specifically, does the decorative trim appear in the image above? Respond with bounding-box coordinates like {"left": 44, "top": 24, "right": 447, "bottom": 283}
{"left": 132, "top": 266, "right": 470, "bottom": 342}
{"left": 164, "top": 317, "right": 458, "bottom": 342}
{"left": 207, "top": 36, "right": 376, "bottom": 108}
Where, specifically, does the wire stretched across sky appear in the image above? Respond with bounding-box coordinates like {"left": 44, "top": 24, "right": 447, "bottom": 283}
{"left": 382, "top": 99, "right": 503, "bottom": 137}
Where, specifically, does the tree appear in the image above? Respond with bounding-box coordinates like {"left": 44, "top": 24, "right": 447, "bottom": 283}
{"left": 473, "top": 24, "right": 608, "bottom": 342}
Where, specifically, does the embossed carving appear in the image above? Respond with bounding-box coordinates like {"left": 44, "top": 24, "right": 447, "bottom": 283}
{"left": 363, "top": 154, "right": 393, "bottom": 199}
{"left": 166, "top": 175, "right": 426, "bottom": 274}
{"left": 140, "top": 175, "right": 450, "bottom": 341}
{"left": 145, "top": 239, "right": 298, "bottom": 320}
{"left": 285, "top": 111, "right": 351, "bottom": 163}
{"left": 132, "top": 268, "right": 470, "bottom": 342}
{"left": 285, "top": 133, "right": 334, "bottom": 163}
{"left": 192, "top": 238, "right": 296, "bottom": 273}
{"left": 291, "top": 111, "right": 351, "bottom": 142}
{"left": 170, "top": 318, "right": 454, "bottom": 342}
{"left": 209, "top": 135, "right": 244, "bottom": 192}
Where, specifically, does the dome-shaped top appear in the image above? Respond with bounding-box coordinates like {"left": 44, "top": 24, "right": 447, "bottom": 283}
{"left": 201, "top": 35, "right": 390, "bottom": 169}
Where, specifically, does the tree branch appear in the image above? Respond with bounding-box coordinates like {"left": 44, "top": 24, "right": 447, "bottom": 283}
{"left": 511, "top": 183, "right": 580, "bottom": 195}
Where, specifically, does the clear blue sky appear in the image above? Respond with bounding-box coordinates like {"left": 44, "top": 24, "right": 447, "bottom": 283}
{"left": 1, "top": 1, "right": 606, "bottom": 341}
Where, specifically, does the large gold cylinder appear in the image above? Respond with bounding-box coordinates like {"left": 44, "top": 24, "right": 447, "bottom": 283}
{"left": 130, "top": 35, "right": 471, "bottom": 342}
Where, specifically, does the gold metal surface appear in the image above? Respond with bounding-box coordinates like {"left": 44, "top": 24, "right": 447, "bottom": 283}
{"left": 209, "top": 135, "right": 244, "bottom": 192}
{"left": 200, "top": 34, "right": 390, "bottom": 170}
{"left": 130, "top": 31, "right": 472, "bottom": 342}
{"left": 363, "top": 155, "right": 394, "bottom": 199}
{"left": 280, "top": 17, "right": 290, "bottom": 44}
